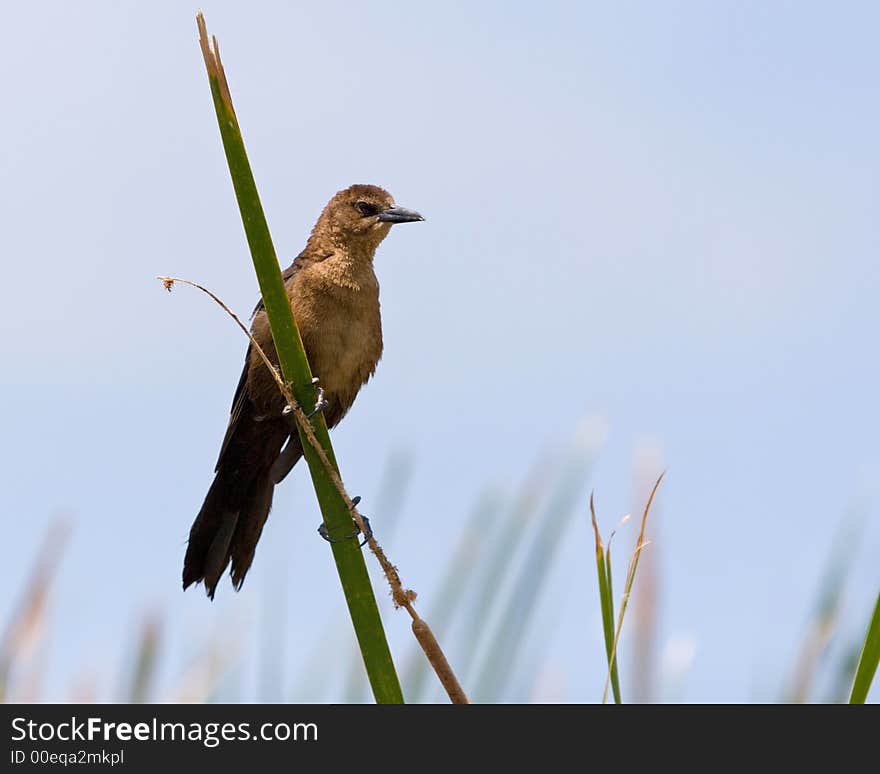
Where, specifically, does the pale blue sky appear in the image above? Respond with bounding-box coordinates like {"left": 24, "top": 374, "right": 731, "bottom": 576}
{"left": 1, "top": 1, "right": 877, "bottom": 702}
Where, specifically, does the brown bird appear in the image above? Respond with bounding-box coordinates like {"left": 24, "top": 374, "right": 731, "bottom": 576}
{"left": 183, "top": 184, "right": 424, "bottom": 598}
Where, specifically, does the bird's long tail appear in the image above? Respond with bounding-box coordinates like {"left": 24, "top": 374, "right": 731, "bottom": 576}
{"left": 182, "top": 408, "right": 298, "bottom": 597}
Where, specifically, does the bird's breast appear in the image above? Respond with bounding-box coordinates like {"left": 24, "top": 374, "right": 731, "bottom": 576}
{"left": 291, "top": 267, "right": 383, "bottom": 420}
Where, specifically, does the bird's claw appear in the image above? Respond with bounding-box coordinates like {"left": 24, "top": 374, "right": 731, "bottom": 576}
{"left": 317, "top": 496, "right": 372, "bottom": 547}
{"left": 356, "top": 516, "right": 372, "bottom": 546}
{"left": 317, "top": 516, "right": 371, "bottom": 547}
{"left": 307, "top": 377, "right": 329, "bottom": 419}
{"left": 281, "top": 377, "right": 327, "bottom": 419}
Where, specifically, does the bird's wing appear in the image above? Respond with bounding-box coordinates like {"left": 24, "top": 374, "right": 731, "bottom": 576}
{"left": 249, "top": 260, "right": 301, "bottom": 317}
{"left": 215, "top": 252, "right": 327, "bottom": 472}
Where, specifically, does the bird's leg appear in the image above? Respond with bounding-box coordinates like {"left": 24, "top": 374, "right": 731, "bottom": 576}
{"left": 274, "top": 377, "right": 325, "bottom": 483}
{"left": 317, "top": 496, "right": 372, "bottom": 547}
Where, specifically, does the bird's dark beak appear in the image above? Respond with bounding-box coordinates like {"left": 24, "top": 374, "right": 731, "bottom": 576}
{"left": 377, "top": 206, "right": 425, "bottom": 224}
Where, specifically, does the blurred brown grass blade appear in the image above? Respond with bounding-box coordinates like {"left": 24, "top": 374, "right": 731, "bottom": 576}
{"left": 168, "top": 631, "right": 241, "bottom": 704}
{"left": 126, "top": 612, "right": 162, "bottom": 703}
{"left": 0, "top": 518, "right": 71, "bottom": 702}
{"left": 629, "top": 442, "right": 663, "bottom": 703}
{"left": 69, "top": 670, "right": 101, "bottom": 704}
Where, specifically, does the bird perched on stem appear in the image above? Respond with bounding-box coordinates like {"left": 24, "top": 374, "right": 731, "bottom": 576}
{"left": 183, "top": 184, "right": 424, "bottom": 598}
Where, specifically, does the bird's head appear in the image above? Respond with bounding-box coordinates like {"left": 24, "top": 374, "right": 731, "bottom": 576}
{"left": 311, "top": 184, "right": 424, "bottom": 256}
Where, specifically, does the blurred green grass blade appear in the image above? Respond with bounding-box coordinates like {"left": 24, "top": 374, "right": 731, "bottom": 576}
{"left": 604, "top": 541, "right": 621, "bottom": 702}
{"left": 364, "top": 450, "right": 415, "bottom": 548}
{"left": 602, "top": 473, "right": 663, "bottom": 703}
{"left": 786, "top": 507, "right": 864, "bottom": 703}
{"left": 460, "top": 462, "right": 547, "bottom": 689}
{"left": 849, "top": 591, "right": 880, "bottom": 704}
{"left": 590, "top": 495, "right": 620, "bottom": 703}
{"left": 196, "top": 13, "right": 402, "bottom": 704}
{"left": 404, "top": 490, "right": 501, "bottom": 702}
{"left": 825, "top": 643, "right": 863, "bottom": 704}
{"left": 473, "top": 430, "right": 602, "bottom": 702}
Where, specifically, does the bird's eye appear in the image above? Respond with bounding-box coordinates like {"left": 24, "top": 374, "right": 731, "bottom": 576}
{"left": 355, "top": 201, "right": 378, "bottom": 217}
